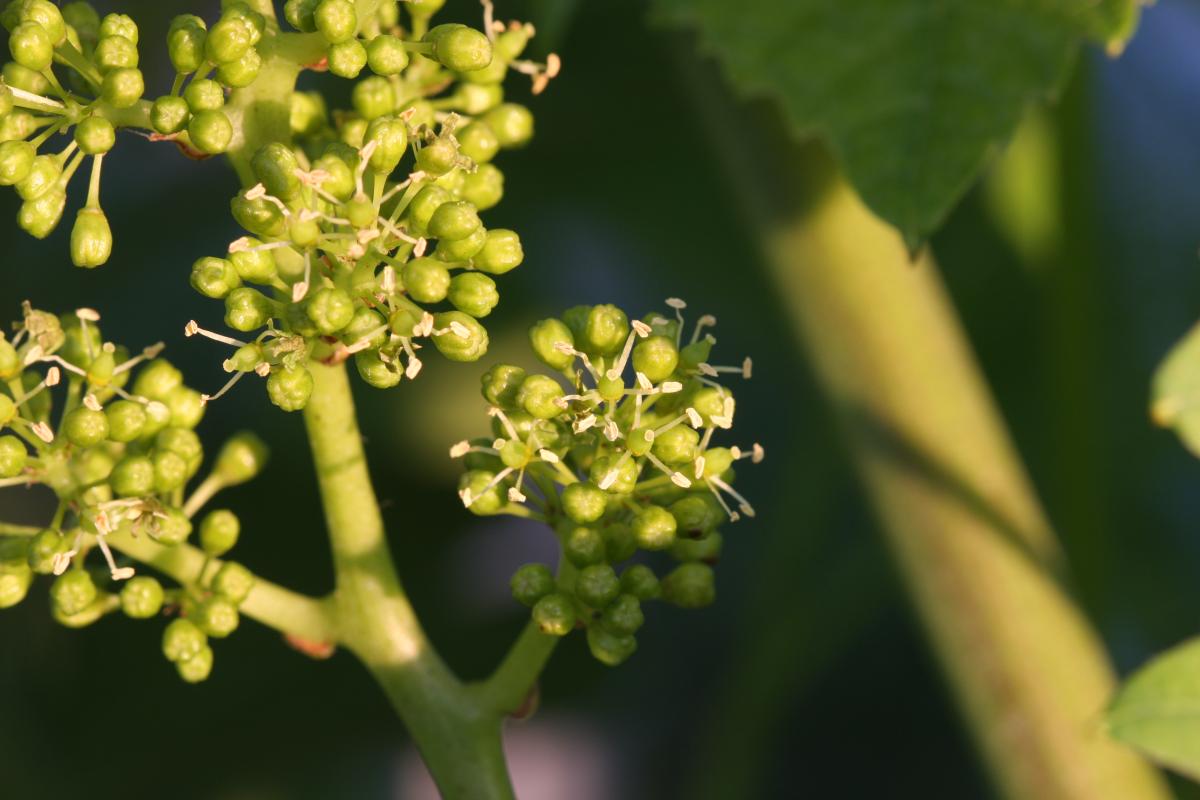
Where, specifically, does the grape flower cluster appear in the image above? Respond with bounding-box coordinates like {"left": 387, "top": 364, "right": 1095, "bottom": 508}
{"left": 451, "top": 300, "right": 762, "bottom": 666}
{"left": 0, "top": 303, "right": 269, "bottom": 682}
{"left": 183, "top": 0, "right": 556, "bottom": 411}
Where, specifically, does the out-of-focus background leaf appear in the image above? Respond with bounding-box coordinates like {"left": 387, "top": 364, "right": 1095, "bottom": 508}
{"left": 3, "top": 0, "right": 1200, "bottom": 798}
{"left": 652, "top": 0, "right": 1140, "bottom": 248}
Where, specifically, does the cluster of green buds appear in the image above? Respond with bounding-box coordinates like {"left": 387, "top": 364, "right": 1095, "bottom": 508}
{"left": 451, "top": 300, "right": 761, "bottom": 666}
{"left": 0, "top": 303, "right": 269, "bottom": 683}
{"left": 184, "top": 2, "right": 556, "bottom": 412}
{"left": 0, "top": 1, "right": 154, "bottom": 265}
{"left": 150, "top": 4, "right": 271, "bottom": 155}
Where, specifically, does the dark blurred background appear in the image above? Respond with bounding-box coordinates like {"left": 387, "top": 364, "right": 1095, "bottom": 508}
{"left": 4, "top": 1, "right": 1200, "bottom": 798}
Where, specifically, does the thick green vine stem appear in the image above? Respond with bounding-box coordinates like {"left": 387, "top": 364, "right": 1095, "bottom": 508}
{"left": 302, "top": 359, "right": 515, "bottom": 799}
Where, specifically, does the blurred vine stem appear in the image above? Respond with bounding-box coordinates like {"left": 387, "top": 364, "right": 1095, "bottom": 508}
{"left": 673, "top": 40, "right": 1171, "bottom": 800}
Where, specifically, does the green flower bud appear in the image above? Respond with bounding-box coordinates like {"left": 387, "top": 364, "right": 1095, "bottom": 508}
{"left": 110, "top": 454, "right": 153, "bottom": 496}
{"left": 120, "top": 576, "right": 164, "bottom": 618}
{"left": 284, "top": 0, "right": 320, "bottom": 31}
{"left": 314, "top": 151, "right": 355, "bottom": 200}
{"left": 352, "top": 75, "right": 395, "bottom": 120}
{"left": 447, "top": 272, "right": 498, "bottom": 318}
{"left": 10, "top": 22, "right": 54, "bottom": 72}
{"left": 0, "top": 560, "right": 32, "bottom": 608}
{"left": 216, "top": 47, "right": 262, "bottom": 87}
{"left": 576, "top": 563, "right": 619, "bottom": 608}
{"left": 27, "top": 528, "right": 66, "bottom": 574}
{"left": 0, "top": 139, "right": 34, "bottom": 185}
{"left": 601, "top": 522, "right": 637, "bottom": 563}
{"left": 149, "top": 96, "right": 187, "bottom": 137}
{"left": 162, "top": 618, "right": 206, "bottom": 662}
{"left": 367, "top": 34, "right": 408, "bottom": 75}
{"left": 482, "top": 103, "right": 534, "bottom": 148}
{"left": 510, "top": 563, "right": 554, "bottom": 607}
{"left": 99, "top": 12, "right": 136, "bottom": 43}
{"left": 62, "top": 2, "right": 101, "bottom": 38}
{"left": 516, "top": 374, "right": 564, "bottom": 419}
{"left": 155, "top": 427, "right": 203, "bottom": 476}
{"left": 252, "top": 142, "right": 302, "bottom": 200}
{"left": 661, "top": 562, "right": 715, "bottom": 609}
{"left": 341, "top": 307, "right": 387, "bottom": 349}
{"left": 432, "top": 311, "right": 488, "bottom": 362}
{"left": 22, "top": 1, "right": 66, "bottom": 43}
{"left": 588, "top": 454, "right": 640, "bottom": 495}
{"left": 188, "top": 255, "right": 241, "bottom": 298}
{"left": 305, "top": 287, "right": 355, "bottom": 334}
{"left": 15, "top": 153, "right": 59, "bottom": 199}
{"left": 652, "top": 425, "right": 699, "bottom": 466}
{"left": 94, "top": 33, "right": 138, "bottom": 71}
{"left": 288, "top": 215, "right": 320, "bottom": 247}
{"left": 460, "top": 163, "right": 504, "bottom": 211}
{"left": 327, "top": 38, "right": 367, "bottom": 78}
{"left": 315, "top": 0, "right": 356, "bottom": 43}
{"left": 155, "top": 508, "right": 192, "bottom": 546}
{"left": 267, "top": 364, "right": 314, "bottom": 412}
{"left": 363, "top": 116, "right": 407, "bottom": 173}
{"left": 0, "top": 83, "right": 11, "bottom": 117}
{"left": 632, "top": 335, "right": 679, "bottom": 383}
{"left": 401, "top": 257, "right": 450, "bottom": 304}
{"left": 586, "top": 625, "right": 636, "bottom": 667}
{"left": 224, "top": 286, "right": 274, "bottom": 331}
{"left": 458, "top": 469, "right": 504, "bottom": 514}
{"left": 184, "top": 78, "right": 225, "bottom": 113}
{"left": 671, "top": 531, "right": 722, "bottom": 564}
{"left": 133, "top": 359, "right": 182, "bottom": 400}
{"left": 480, "top": 364, "right": 524, "bottom": 408}
{"left": 232, "top": 190, "right": 285, "bottom": 237}
{"left": 213, "top": 561, "right": 255, "bottom": 605}
{"left": 434, "top": 225, "right": 487, "bottom": 261}
{"left": 355, "top": 350, "right": 400, "bottom": 388}
{"left": 2, "top": 63, "right": 48, "bottom": 96}
{"left": 457, "top": 121, "right": 499, "bottom": 164}
{"left": 415, "top": 135, "right": 458, "bottom": 176}
{"left": 177, "top": 644, "right": 214, "bottom": 682}
{"left": 62, "top": 406, "right": 108, "bottom": 447}
{"left": 669, "top": 494, "right": 723, "bottom": 536}
{"left": 167, "top": 15, "right": 207, "bottom": 73}
{"left": 700, "top": 447, "right": 734, "bottom": 479}
{"left": 206, "top": 16, "right": 253, "bottom": 63}
{"left": 51, "top": 570, "right": 97, "bottom": 616}
{"left": 101, "top": 66, "right": 143, "bottom": 108}
{"left": 528, "top": 318, "right": 574, "bottom": 371}
{"left": 404, "top": 184, "right": 451, "bottom": 235}
{"left": 473, "top": 229, "right": 523, "bottom": 275}
{"left": 101, "top": 399, "right": 144, "bottom": 442}
{"left": 428, "top": 200, "right": 480, "bottom": 241}
{"left": 188, "top": 109, "right": 233, "bottom": 154}
{"left": 290, "top": 90, "right": 327, "bottom": 136}
{"left": 140, "top": 400, "right": 172, "bottom": 440}
{"left": 583, "top": 305, "right": 629, "bottom": 356}
{"left": 624, "top": 563, "right": 662, "bottom": 599}
{"left": 229, "top": 238, "right": 277, "bottom": 283}
{"left": 152, "top": 448, "right": 188, "bottom": 493}
{"left": 564, "top": 526, "right": 605, "bottom": 568}
{"left": 18, "top": 187, "right": 66, "bottom": 239}
{"left": 424, "top": 24, "right": 492, "bottom": 73}
{"left": 214, "top": 432, "right": 268, "bottom": 485}
{"left": 69, "top": 207, "right": 113, "bottom": 268}
{"left": 633, "top": 505, "right": 677, "bottom": 551}
{"left": 601, "top": 593, "right": 643, "bottom": 636}
{"left": 196, "top": 596, "right": 239, "bottom": 638}
{"left": 74, "top": 115, "right": 115, "bottom": 155}
{"left": 531, "top": 592, "right": 575, "bottom": 636}
{"left": 560, "top": 482, "right": 605, "bottom": 523}
{"left": 0, "top": 434, "right": 26, "bottom": 478}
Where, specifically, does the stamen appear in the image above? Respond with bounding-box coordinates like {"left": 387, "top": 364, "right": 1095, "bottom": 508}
{"left": 449, "top": 440, "right": 471, "bottom": 458}
{"left": 573, "top": 414, "right": 597, "bottom": 434}
{"left": 691, "top": 314, "right": 716, "bottom": 345}
{"left": 201, "top": 372, "right": 246, "bottom": 405}
{"left": 537, "top": 449, "right": 559, "bottom": 463}
{"left": 710, "top": 475, "right": 755, "bottom": 518}
{"left": 185, "top": 320, "right": 246, "bottom": 347}
{"left": 603, "top": 419, "right": 620, "bottom": 441}
{"left": 112, "top": 342, "right": 165, "bottom": 375}
{"left": 83, "top": 394, "right": 102, "bottom": 412}
{"left": 459, "top": 466, "right": 515, "bottom": 507}
{"left": 30, "top": 421, "right": 54, "bottom": 443}
{"left": 705, "top": 479, "right": 740, "bottom": 522}
{"left": 645, "top": 451, "right": 691, "bottom": 488}
{"left": 487, "top": 406, "right": 520, "bottom": 440}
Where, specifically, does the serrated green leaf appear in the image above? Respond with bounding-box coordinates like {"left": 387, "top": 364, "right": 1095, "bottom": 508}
{"left": 1151, "top": 320, "right": 1200, "bottom": 457}
{"left": 654, "top": 0, "right": 1141, "bottom": 247}
{"left": 1108, "top": 638, "right": 1200, "bottom": 781}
